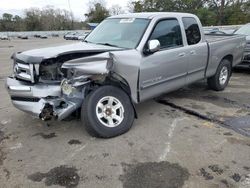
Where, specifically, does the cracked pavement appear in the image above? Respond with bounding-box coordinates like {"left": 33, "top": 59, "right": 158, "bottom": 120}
{"left": 0, "top": 38, "right": 250, "bottom": 188}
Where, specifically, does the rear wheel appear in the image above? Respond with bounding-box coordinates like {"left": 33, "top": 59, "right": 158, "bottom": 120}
{"left": 207, "top": 59, "right": 231, "bottom": 91}
{"left": 81, "top": 85, "right": 135, "bottom": 138}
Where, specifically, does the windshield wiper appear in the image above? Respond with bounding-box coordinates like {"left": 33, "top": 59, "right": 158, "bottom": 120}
{"left": 96, "top": 43, "right": 120, "bottom": 48}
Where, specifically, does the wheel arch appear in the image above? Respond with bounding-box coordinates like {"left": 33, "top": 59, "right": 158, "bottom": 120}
{"left": 222, "top": 54, "right": 233, "bottom": 75}
{"left": 106, "top": 73, "right": 138, "bottom": 119}
{"left": 222, "top": 54, "right": 233, "bottom": 62}
{"left": 86, "top": 73, "right": 138, "bottom": 118}
{"left": 207, "top": 55, "right": 232, "bottom": 91}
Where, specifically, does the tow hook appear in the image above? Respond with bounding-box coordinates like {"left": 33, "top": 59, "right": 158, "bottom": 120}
{"left": 39, "top": 103, "right": 54, "bottom": 121}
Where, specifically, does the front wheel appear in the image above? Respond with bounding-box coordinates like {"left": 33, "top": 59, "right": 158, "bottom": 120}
{"left": 207, "top": 59, "right": 231, "bottom": 91}
{"left": 81, "top": 85, "right": 135, "bottom": 138}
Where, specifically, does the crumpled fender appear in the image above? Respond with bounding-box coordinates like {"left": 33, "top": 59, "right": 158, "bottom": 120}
{"left": 61, "top": 52, "right": 113, "bottom": 75}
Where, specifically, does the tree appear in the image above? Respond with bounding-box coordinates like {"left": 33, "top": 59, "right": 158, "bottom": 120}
{"left": 128, "top": 0, "right": 250, "bottom": 26}
{"left": 23, "top": 6, "right": 76, "bottom": 31}
{"left": 0, "top": 6, "right": 81, "bottom": 31}
{"left": 223, "top": 0, "right": 250, "bottom": 25}
{"left": 195, "top": 7, "right": 217, "bottom": 26}
{"left": 12, "top": 15, "right": 25, "bottom": 31}
{"left": 128, "top": 0, "right": 144, "bottom": 12}
{"left": 207, "top": 0, "right": 228, "bottom": 25}
{"left": 128, "top": 0, "right": 180, "bottom": 12}
{"left": 0, "top": 13, "right": 14, "bottom": 31}
{"left": 24, "top": 8, "right": 42, "bottom": 31}
{"left": 207, "top": 0, "right": 250, "bottom": 25}
{"left": 109, "top": 4, "right": 124, "bottom": 15}
{"left": 2, "top": 13, "right": 13, "bottom": 21}
{"left": 85, "top": 0, "right": 110, "bottom": 23}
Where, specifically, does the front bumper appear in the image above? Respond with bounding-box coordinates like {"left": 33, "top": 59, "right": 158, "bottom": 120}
{"left": 5, "top": 77, "right": 82, "bottom": 120}
{"left": 242, "top": 52, "right": 250, "bottom": 63}
{"left": 236, "top": 52, "right": 250, "bottom": 68}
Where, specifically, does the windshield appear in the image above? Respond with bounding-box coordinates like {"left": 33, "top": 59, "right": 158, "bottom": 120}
{"left": 85, "top": 18, "right": 150, "bottom": 49}
{"left": 235, "top": 24, "right": 250, "bottom": 36}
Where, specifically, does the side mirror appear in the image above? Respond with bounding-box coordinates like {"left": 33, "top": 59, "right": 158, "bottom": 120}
{"left": 148, "top": 39, "right": 160, "bottom": 53}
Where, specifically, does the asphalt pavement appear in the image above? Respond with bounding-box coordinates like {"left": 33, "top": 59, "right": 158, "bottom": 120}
{"left": 0, "top": 38, "right": 250, "bottom": 188}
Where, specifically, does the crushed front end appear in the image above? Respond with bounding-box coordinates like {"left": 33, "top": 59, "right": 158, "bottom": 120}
{"left": 237, "top": 40, "right": 250, "bottom": 68}
{"left": 5, "top": 50, "right": 113, "bottom": 121}
{"left": 242, "top": 41, "right": 250, "bottom": 64}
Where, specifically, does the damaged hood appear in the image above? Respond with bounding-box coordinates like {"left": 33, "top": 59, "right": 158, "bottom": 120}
{"left": 14, "top": 42, "right": 122, "bottom": 64}
{"left": 62, "top": 52, "right": 113, "bottom": 75}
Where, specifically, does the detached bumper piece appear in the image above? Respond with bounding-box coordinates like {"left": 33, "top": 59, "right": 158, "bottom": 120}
{"left": 243, "top": 53, "right": 250, "bottom": 63}
{"left": 39, "top": 103, "right": 54, "bottom": 121}
{"left": 39, "top": 99, "right": 81, "bottom": 121}
{"left": 6, "top": 77, "right": 82, "bottom": 121}
{"left": 236, "top": 52, "right": 250, "bottom": 68}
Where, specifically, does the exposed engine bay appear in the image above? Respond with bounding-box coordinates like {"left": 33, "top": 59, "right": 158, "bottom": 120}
{"left": 38, "top": 51, "right": 107, "bottom": 83}
{"left": 39, "top": 60, "right": 64, "bottom": 82}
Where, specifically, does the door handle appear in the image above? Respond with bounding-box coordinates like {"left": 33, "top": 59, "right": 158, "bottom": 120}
{"left": 178, "top": 52, "right": 186, "bottom": 57}
{"left": 190, "top": 50, "right": 196, "bottom": 55}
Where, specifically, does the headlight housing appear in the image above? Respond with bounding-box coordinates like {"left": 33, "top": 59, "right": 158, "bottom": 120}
{"left": 61, "top": 79, "right": 74, "bottom": 95}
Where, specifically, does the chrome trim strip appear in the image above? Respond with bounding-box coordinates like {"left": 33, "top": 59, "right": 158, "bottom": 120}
{"left": 141, "top": 72, "right": 187, "bottom": 89}
{"left": 14, "top": 62, "right": 34, "bottom": 83}
{"left": 17, "top": 63, "right": 30, "bottom": 70}
{"left": 29, "top": 64, "right": 35, "bottom": 83}
{"left": 187, "top": 67, "right": 205, "bottom": 75}
{"left": 8, "top": 86, "right": 31, "bottom": 92}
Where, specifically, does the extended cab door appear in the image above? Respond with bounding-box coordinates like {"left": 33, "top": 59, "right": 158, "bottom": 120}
{"left": 139, "top": 18, "right": 189, "bottom": 101}
{"left": 182, "top": 17, "right": 208, "bottom": 84}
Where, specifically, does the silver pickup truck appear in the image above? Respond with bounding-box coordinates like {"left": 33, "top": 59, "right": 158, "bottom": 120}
{"left": 6, "top": 12, "right": 246, "bottom": 138}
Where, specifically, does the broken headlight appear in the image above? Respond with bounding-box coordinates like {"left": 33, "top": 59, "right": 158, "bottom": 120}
{"left": 39, "top": 60, "right": 64, "bottom": 82}
{"left": 61, "top": 79, "right": 74, "bottom": 95}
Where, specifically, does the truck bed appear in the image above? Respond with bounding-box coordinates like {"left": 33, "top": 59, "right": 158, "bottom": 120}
{"left": 205, "top": 33, "right": 246, "bottom": 78}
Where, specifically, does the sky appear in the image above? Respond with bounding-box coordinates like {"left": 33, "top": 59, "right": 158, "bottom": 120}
{"left": 0, "top": 0, "right": 130, "bottom": 21}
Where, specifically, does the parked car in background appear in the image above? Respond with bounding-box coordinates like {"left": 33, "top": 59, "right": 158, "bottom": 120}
{"left": 207, "top": 30, "right": 226, "bottom": 35}
{"left": 204, "top": 28, "right": 226, "bottom": 35}
{"left": 234, "top": 23, "right": 250, "bottom": 68}
{"left": 52, "top": 33, "right": 59, "bottom": 37}
{"left": 77, "top": 32, "right": 90, "bottom": 40}
{"left": 204, "top": 28, "right": 219, "bottom": 34}
{"left": 0, "top": 35, "right": 9, "bottom": 40}
{"left": 64, "top": 32, "right": 88, "bottom": 40}
{"left": 77, "top": 35, "right": 86, "bottom": 41}
{"left": 40, "top": 35, "right": 48, "bottom": 39}
{"left": 221, "top": 29, "right": 236, "bottom": 34}
{"left": 6, "top": 12, "right": 246, "bottom": 138}
{"left": 20, "top": 35, "right": 28, "bottom": 39}
{"left": 34, "top": 34, "right": 41, "bottom": 38}
{"left": 64, "top": 32, "right": 78, "bottom": 40}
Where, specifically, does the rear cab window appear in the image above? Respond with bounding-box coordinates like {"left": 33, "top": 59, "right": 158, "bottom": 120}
{"left": 182, "top": 17, "right": 201, "bottom": 45}
{"left": 149, "top": 18, "right": 183, "bottom": 49}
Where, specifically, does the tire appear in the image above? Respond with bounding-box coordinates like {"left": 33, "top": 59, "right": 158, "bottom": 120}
{"left": 81, "top": 85, "right": 135, "bottom": 138}
{"left": 207, "top": 59, "right": 231, "bottom": 91}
